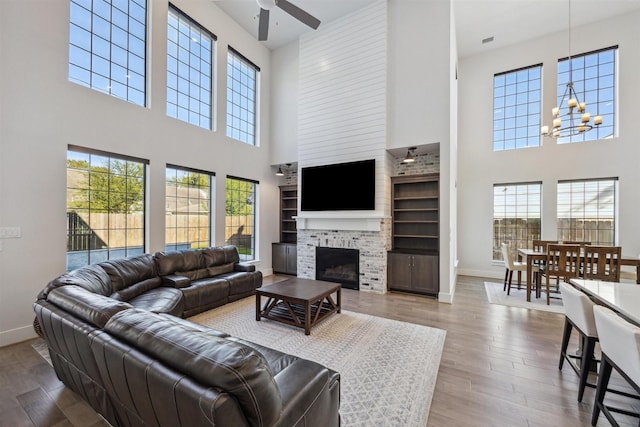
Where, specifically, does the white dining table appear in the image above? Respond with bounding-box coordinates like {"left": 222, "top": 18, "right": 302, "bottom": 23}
{"left": 569, "top": 278, "right": 640, "bottom": 327}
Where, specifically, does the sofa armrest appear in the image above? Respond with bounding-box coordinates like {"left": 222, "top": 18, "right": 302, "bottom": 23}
{"left": 273, "top": 359, "right": 340, "bottom": 427}
{"left": 161, "top": 274, "right": 191, "bottom": 288}
{"left": 234, "top": 262, "right": 256, "bottom": 272}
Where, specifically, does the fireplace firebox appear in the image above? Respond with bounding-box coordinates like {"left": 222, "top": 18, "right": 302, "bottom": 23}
{"left": 315, "top": 247, "right": 359, "bottom": 290}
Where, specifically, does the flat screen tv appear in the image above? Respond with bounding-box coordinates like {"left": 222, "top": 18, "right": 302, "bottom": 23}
{"left": 301, "top": 159, "right": 375, "bottom": 211}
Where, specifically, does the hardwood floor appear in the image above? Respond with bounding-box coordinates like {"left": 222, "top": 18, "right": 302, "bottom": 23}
{"left": 2, "top": 275, "right": 637, "bottom": 426}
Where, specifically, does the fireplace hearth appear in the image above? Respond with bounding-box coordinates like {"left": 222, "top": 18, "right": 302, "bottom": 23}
{"left": 316, "top": 247, "right": 359, "bottom": 290}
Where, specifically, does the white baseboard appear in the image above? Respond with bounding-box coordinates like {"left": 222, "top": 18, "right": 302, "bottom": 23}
{"left": 0, "top": 324, "right": 37, "bottom": 348}
{"left": 457, "top": 268, "right": 503, "bottom": 280}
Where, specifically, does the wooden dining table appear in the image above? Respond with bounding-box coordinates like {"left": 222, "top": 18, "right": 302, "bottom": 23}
{"left": 517, "top": 248, "right": 640, "bottom": 302}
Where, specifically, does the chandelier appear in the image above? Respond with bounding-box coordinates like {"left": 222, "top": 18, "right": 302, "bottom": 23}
{"left": 541, "top": 0, "right": 602, "bottom": 138}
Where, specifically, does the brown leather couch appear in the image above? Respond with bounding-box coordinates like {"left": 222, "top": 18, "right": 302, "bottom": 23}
{"left": 33, "top": 246, "right": 341, "bottom": 427}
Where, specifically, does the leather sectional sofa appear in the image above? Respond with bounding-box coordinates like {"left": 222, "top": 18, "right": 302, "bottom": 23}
{"left": 33, "top": 245, "right": 341, "bottom": 427}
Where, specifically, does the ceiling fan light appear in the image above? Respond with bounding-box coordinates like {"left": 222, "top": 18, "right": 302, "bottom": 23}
{"left": 275, "top": 166, "right": 284, "bottom": 176}
{"left": 257, "top": 0, "right": 277, "bottom": 10}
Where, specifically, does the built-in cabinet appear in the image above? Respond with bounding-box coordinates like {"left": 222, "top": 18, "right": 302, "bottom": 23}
{"left": 388, "top": 174, "right": 439, "bottom": 295}
{"left": 272, "top": 242, "right": 297, "bottom": 275}
{"left": 273, "top": 185, "right": 298, "bottom": 275}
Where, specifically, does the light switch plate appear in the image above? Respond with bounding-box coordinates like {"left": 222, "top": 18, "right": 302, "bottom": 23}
{"left": 0, "top": 227, "right": 21, "bottom": 238}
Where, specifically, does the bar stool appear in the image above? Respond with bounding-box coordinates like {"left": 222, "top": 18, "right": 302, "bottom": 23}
{"left": 558, "top": 282, "right": 598, "bottom": 402}
{"left": 592, "top": 306, "right": 640, "bottom": 426}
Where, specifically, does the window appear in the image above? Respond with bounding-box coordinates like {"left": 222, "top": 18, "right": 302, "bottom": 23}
{"left": 165, "top": 165, "right": 213, "bottom": 251}
{"left": 557, "top": 46, "right": 617, "bottom": 143}
{"left": 68, "top": 0, "right": 147, "bottom": 106}
{"left": 66, "top": 146, "right": 147, "bottom": 270}
{"left": 557, "top": 178, "right": 617, "bottom": 245}
{"left": 493, "top": 182, "right": 542, "bottom": 260}
{"left": 167, "top": 5, "right": 215, "bottom": 129}
{"left": 493, "top": 64, "right": 542, "bottom": 151}
{"left": 225, "top": 176, "right": 257, "bottom": 261}
{"left": 226, "top": 48, "right": 259, "bottom": 145}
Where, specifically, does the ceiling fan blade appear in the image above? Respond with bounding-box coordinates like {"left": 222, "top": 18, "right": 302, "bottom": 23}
{"left": 258, "top": 8, "right": 269, "bottom": 41}
{"left": 277, "top": 0, "right": 320, "bottom": 30}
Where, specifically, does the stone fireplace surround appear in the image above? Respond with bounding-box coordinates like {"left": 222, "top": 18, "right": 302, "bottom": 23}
{"left": 296, "top": 215, "right": 391, "bottom": 294}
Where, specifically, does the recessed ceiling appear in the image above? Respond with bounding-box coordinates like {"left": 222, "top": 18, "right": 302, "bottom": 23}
{"left": 213, "top": 0, "right": 640, "bottom": 57}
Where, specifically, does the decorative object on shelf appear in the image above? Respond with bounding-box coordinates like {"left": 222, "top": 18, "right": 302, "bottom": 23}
{"left": 541, "top": 0, "right": 602, "bottom": 138}
{"left": 402, "top": 147, "right": 416, "bottom": 163}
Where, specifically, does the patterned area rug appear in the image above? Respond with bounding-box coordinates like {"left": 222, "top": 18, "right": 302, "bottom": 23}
{"left": 190, "top": 297, "right": 446, "bottom": 427}
{"left": 484, "top": 281, "right": 564, "bottom": 314}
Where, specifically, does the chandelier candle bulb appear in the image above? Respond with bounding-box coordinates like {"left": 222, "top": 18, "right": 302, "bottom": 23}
{"left": 582, "top": 113, "right": 591, "bottom": 123}
{"left": 578, "top": 125, "right": 586, "bottom": 132}
{"left": 579, "top": 102, "right": 586, "bottom": 112}
{"left": 541, "top": 125, "right": 549, "bottom": 135}
{"left": 552, "top": 107, "right": 560, "bottom": 117}
{"left": 594, "top": 115, "right": 603, "bottom": 125}
{"left": 553, "top": 118, "right": 562, "bottom": 128}
{"left": 568, "top": 98, "right": 578, "bottom": 108}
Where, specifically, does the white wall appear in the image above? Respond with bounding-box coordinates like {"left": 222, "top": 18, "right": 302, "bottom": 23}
{"left": 0, "top": 0, "right": 280, "bottom": 345}
{"left": 457, "top": 11, "right": 640, "bottom": 279}
{"left": 270, "top": 41, "right": 299, "bottom": 166}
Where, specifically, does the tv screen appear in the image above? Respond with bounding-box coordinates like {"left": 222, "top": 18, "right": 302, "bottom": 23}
{"left": 301, "top": 159, "right": 375, "bottom": 211}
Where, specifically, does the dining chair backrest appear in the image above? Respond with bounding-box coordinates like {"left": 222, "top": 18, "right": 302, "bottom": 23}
{"left": 546, "top": 244, "right": 581, "bottom": 281}
{"left": 583, "top": 245, "right": 622, "bottom": 282}
{"left": 561, "top": 241, "right": 591, "bottom": 248}
{"left": 593, "top": 305, "right": 640, "bottom": 385}
{"left": 501, "top": 242, "right": 514, "bottom": 269}
{"left": 559, "top": 282, "right": 598, "bottom": 337}
{"left": 533, "top": 240, "right": 558, "bottom": 253}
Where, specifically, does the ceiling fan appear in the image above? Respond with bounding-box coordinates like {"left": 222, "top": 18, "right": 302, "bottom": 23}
{"left": 256, "top": 0, "right": 321, "bottom": 41}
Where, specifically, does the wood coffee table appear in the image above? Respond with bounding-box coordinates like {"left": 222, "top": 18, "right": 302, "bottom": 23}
{"left": 256, "top": 277, "right": 341, "bottom": 335}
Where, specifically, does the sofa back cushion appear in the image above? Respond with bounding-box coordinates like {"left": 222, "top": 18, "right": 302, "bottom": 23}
{"left": 201, "top": 246, "right": 237, "bottom": 276}
{"left": 99, "top": 254, "right": 158, "bottom": 292}
{"left": 105, "top": 309, "right": 282, "bottom": 427}
{"left": 47, "top": 285, "right": 132, "bottom": 328}
{"left": 38, "top": 264, "right": 113, "bottom": 299}
{"left": 155, "top": 250, "right": 205, "bottom": 276}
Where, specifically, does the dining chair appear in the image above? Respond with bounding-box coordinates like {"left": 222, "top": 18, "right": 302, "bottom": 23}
{"left": 560, "top": 241, "right": 592, "bottom": 245}
{"left": 558, "top": 282, "right": 598, "bottom": 402}
{"left": 500, "top": 243, "right": 527, "bottom": 295}
{"left": 532, "top": 240, "right": 558, "bottom": 253}
{"left": 620, "top": 253, "right": 640, "bottom": 282}
{"left": 592, "top": 306, "right": 640, "bottom": 426}
{"left": 582, "top": 245, "right": 622, "bottom": 282}
{"left": 537, "top": 244, "right": 581, "bottom": 305}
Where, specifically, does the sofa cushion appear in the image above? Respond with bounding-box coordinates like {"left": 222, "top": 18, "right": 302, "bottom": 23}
{"left": 175, "top": 268, "right": 210, "bottom": 281}
{"left": 110, "top": 277, "right": 162, "bottom": 302}
{"left": 47, "top": 285, "right": 132, "bottom": 328}
{"left": 127, "top": 287, "right": 184, "bottom": 316}
{"left": 39, "top": 264, "right": 113, "bottom": 299}
{"left": 99, "top": 254, "right": 158, "bottom": 292}
{"left": 104, "top": 309, "right": 283, "bottom": 427}
{"left": 219, "top": 271, "right": 261, "bottom": 297}
{"left": 180, "top": 278, "right": 229, "bottom": 311}
{"left": 207, "top": 263, "right": 234, "bottom": 277}
{"left": 154, "top": 251, "right": 185, "bottom": 276}
{"left": 201, "top": 247, "right": 227, "bottom": 267}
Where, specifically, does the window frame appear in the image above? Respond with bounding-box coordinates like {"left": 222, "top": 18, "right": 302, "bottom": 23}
{"left": 493, "top": 63, "right": 542, "bottom": 151}
{"left": 557, "top": 177, "right": 618, "bottom": 245}
{"left": 226, "top": 47, "right": 259, "bottom": 146}
{"left": 225, "top": 176, "right": 258, "bottom": 261}
{"left": 493, "top": 182, "right": 542, "bottom": 261}
{"left": 556, "top": 45, "right": 617, "bottom": 144}
{"left": 68, "top": 0, "right": 147, "bottom": 106}
{"left": 66, "top": 145, "right": 148, "bottom": 270}
{"left": 166, "top": 4, "right": 216, "bottom": 130}
{"left": 165, "top": 164, "right": 214, "bottom": 252}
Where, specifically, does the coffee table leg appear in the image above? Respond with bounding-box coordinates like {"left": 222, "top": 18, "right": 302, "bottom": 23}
{"left": 337, "top": 288, "right": 341, "bottom": 313}
{"left": 256, "top": 293, "right": 261, "bottom": 321}
{"left": 305, "top": 301, "right": 311, "bottom": 335}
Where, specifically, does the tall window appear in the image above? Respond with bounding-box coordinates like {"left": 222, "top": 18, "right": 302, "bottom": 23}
{"left": 493, "top": 182, "right": 542, "bottom": 261}
{"left": 167, "top": 5, "right": 215, "bottom": 129}
{"left": 66, "top": 146, "right": 147, "bottom": 270}
{"left": 226, "top": 48, "right": 259, "bottom": 145}
{"left": 493, "top": 64, "right": 542, "bottom": 151}
{"left": 225, "top": 176, "right": 257, "bottom": 261}
{"left": 557, "top": 178, "right": 617, "bottom": 245}
{"left": 165, "top": 165, "right": 213, "bottom": 251}
{"left": 68, "top": 0, "right": 146, "bottom": 106}
{"left": 557, "top": 46, "right": 617, "bottom": 143}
